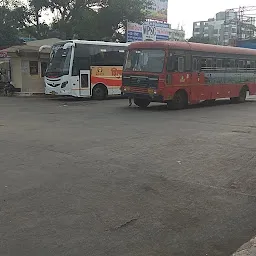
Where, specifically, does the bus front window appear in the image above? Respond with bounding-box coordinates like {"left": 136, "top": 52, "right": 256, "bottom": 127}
{"left": 46, "top": 47, "right": 72, "bottom": 77}
{"left": 124, "top": 49, "right": 165, "bottom": 73}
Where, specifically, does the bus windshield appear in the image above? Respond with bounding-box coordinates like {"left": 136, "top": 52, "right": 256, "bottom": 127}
{"left": 46, "top": 46, "right": 72, "bottom": 77}
{"left": 124, "top": 49, "right": 165, "bottom": 73}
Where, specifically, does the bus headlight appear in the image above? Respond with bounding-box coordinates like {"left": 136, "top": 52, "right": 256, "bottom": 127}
{"left": 122, "top": 86, "right": 130, "bottom": 92}
{"left": 148, "top": 88, "right": 157, "bottom": 95}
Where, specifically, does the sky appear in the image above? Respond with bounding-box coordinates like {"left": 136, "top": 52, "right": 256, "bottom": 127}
{"left": 168, "top": 0, "right": 256, "bottom": 38}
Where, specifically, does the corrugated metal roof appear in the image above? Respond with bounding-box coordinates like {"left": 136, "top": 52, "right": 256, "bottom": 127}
{"left": 6, "top": 38, "right": 62, "bottom": 54}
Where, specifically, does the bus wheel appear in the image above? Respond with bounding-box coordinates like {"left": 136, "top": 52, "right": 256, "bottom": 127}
{"left": 168, "top": 90, "right": 188, "bottom": 110}
{"left": 134, "top": 98, "right": 150, "bottom": 108}
{"left": 231, "top": 86, "right": 247, "bottom": 104}
{"left": 93, "top": 84, "right": 107, "bottom": 100}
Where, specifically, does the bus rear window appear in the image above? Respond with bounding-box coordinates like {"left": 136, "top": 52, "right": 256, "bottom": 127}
{"left": 124, "top": 49, "right": 165, "bottom": 73}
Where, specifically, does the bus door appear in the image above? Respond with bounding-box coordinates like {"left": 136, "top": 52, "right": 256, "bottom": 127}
{"left": 79, "top": 70, "right": 91, "bottom": 97}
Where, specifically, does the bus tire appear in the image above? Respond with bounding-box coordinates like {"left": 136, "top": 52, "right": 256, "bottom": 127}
{"left": 134, "top": 98, "right": 150, "bottom": 108}
{"left": 93, "top": 84, "right": 107, "bottom": 100}
{"left": 168, "top": 90, "right": 188, "bottom": 110}
{"left": 231, "top": 86, "right": 248, "bottom": 104}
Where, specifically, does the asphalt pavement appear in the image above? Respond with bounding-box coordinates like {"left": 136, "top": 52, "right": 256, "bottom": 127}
{"left": 0, "top": 96, "right": 256, "bottom": 256}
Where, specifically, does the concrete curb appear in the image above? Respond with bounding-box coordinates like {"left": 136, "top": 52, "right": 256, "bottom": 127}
{"left": 232, "top": 237, "right": 256, "bottom": 256}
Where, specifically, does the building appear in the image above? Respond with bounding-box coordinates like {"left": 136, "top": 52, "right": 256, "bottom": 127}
{"left": 5, "top": 38, "right": 60, "bottom": 94}
{"left": 193, "top": 9, "right": 256, "bottom": 45}
{"left": 169, "top": 28, "right": 185, "bottom": 41}
{"left": 193, "top": 10, "right": 237, "bottom": 45}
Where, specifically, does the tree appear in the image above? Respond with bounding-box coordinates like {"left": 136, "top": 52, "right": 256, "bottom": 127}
{"left": 0, "top": 0, "right": 151, "bottom": 45}
{"left": 28, "top": 0, "right": 50, "bottom": 38}
{"left": 96, "top": 0, "right": 149, "bottom": 41}
{"left": 0, "top": 0, "right": 50, "bottom": 46}
{"left": 49, "top": 0, "right": 150, "bottom": 41}
{"left": 0, "top": 4, "right": 29, "bottom": 47}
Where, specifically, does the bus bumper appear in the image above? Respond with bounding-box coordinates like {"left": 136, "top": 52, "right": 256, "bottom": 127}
{"left": 124, "top": 92, "right": 163, "bottom": 102}
{"left": 45, "top": 87, "right": 71, "bottom": 96}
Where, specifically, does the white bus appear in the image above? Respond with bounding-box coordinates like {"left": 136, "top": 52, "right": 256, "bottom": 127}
{"left": 44, "top": 40, "right": 129, "bottom": 99}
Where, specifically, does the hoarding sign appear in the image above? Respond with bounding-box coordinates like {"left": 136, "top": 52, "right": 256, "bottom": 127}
{"left": 146, "top": 0, "right": 168, "bottom": 22}
{"left": 142, "top": 22, "right": 157, "bottom": 41}
{"left": 127, "top": 22, "right": 143, "bottom": 42}
{"left": 127, "top": 21, "right": 170, "bottom": 42}
{"left": 156, "top": 22, "right": 169, "bottom": 40}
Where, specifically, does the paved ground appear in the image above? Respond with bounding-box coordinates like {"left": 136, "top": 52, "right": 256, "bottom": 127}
{"left": 233, "top": 236, "right": 256, "bottom": 256}
{"left": 0, "top": 96, "right": 256, "bottom": 256}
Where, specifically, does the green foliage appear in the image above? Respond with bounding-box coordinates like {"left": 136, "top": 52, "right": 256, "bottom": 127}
{"left": 96, "top": 0, "right": 149, "bottom": 41}
{"left": 0, "top": 5, "right": 29, "bottom": 47}
{"left": 0, "top": 0, "right": 150, "bottom": 46}
{"left": 50, "top": 0, "right": 150, "bottom": 41}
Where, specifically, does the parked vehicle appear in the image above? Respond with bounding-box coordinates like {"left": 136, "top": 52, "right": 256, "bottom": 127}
{"left": 45, "top": 40, "right": 129, "bottom": 99}
{"left": 121, "top": 41, "right": 256, "bottom": 109}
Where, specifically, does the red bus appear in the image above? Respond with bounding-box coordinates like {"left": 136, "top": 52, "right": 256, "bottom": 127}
{"left": 121, "top": 41, "right": 256, "bottom": 109}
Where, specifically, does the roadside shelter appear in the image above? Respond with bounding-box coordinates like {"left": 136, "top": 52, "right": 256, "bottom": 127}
{"left": 6, "top": 38, "right": 61, "bottom": 94}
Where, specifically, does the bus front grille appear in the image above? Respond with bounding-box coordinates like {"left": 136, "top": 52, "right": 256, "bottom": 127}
{"left": 130, "top": 87, "right": 148, "bottom": 94}
{"left": 123, "top": 75, "right": 159, "bottom": 88}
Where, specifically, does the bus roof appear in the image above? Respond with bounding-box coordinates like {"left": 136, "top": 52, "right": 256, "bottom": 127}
{"left": 128, "top": 41, "right": 256, "bottom": 56}
{"left": 53, "top": 40, "right": 130, "bottom": 47}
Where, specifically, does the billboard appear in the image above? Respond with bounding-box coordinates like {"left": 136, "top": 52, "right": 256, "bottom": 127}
{"left": 127, "top": 21, "right": 170, "bottom": 42}
{"left": 146, "top": 0, "right": 168, "bottom": 22}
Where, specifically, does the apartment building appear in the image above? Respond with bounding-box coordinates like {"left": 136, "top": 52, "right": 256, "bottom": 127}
{"left": 169, "top": 28, "right": 185, "bottom": 41}
{"left": 192, "top": 10, "right": 255, "bottom": 45}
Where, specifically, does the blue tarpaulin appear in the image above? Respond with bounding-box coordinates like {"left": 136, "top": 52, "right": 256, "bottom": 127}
{"left": 236, "top": 40, "right": 256, "bottom": 49}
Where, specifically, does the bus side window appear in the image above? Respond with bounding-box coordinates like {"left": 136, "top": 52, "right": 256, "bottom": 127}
{"left": 235, "top": 59, "right": 239, "bottom": 69}
{"left": 224, "top": 59, "right": 230, "bottom": 69}
{"left": 246, "top": 60, "right": 251, "bottom": 69}
{"left": 230, "top": 59, "right": 235, "bottom": 68}
{"left": 178, "top": 57, "right": 185, "bottom": 72}
{"left": 169, "top": 55, "right": 185, "bottom": 72}
{"left": 171, "top": 55, "right": 179, "bottom": 72}
{"left": 103, "top": 51, "right": 125, "bottom": 66}
{"left": 238, "top": 60, "right": 245, "bottom": 70}
{"left": 185, "top": 54, "right": 191, "bottom": 71}
{"left": 206, "top": 58, "right": 212, "bottom": 68}
{"left": 216, "top": 59, "right": 223, "bottom": 68}
{"left": 72, "top": 44, "right": 90, "bottom": 76}
{"left": 212, "top": 58, "right": 216, "bottom": 68}
{"left": 166, "top": 52, "right": 173, "bottom": 72}
{"left": 201, "top": 58, "right": 207, "bottom": 69}
{"left": 192, "top": 57, "right": 200, "bottom": 72}
{"left": 251, "top": 61, "right": 255, "bottom": 70}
